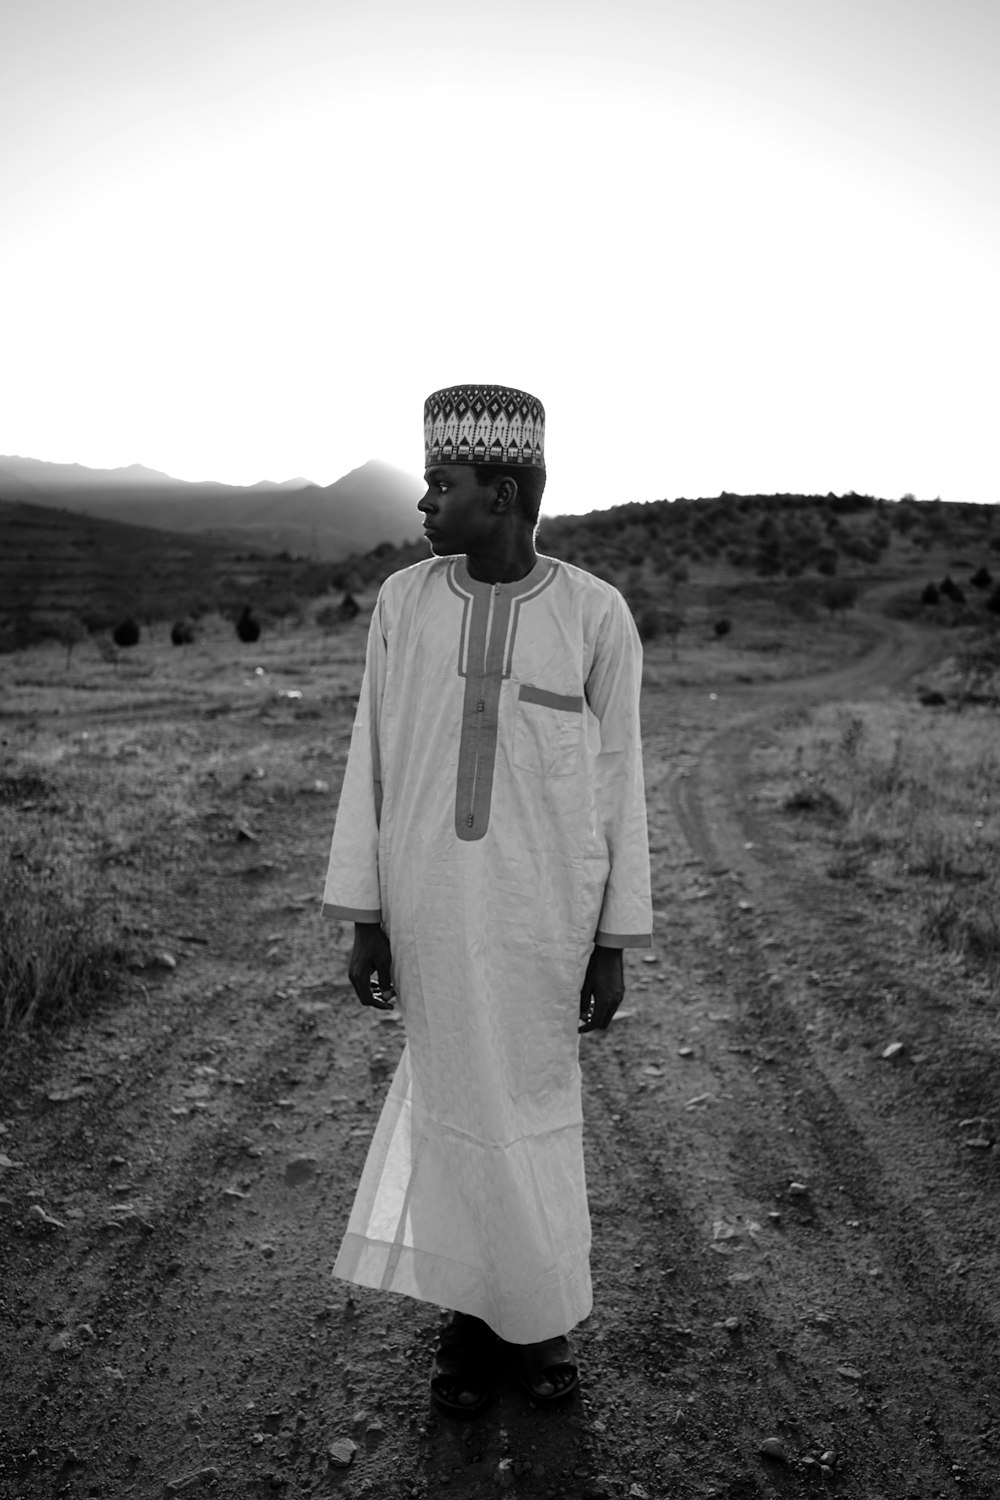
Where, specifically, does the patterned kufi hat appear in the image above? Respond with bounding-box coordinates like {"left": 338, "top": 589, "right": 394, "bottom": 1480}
{"left": 423, "top": 384, "right": 545, "bottom": 470}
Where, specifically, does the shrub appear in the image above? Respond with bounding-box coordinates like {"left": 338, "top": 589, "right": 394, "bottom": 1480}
{"left": 237, "top": 606, "right": 261, "bottom": 643}
{"left": 0, "top": 838, "right": 127, "bottom": 1035}
{"left": 713, "top": 618, "right": 732, "bottom": 640}
{"left": 970, "top": 566, "right": 993, "bottom": 591}
{"left": 635, "top": 605, "right": 663, "bottom": 643}
{"left": 754, "top": 550, "right": 783, "bottom": 577}
{"left": 921, "top": 582, "right": 940, "bottom": 606}
{"left": 112, "top": 616, "right": 140, "bottom": 647}
{"left": 924, "top": 893, "right": 1000, "bottom": 980}
{"left": 821, "top": 579, "right": 859, "bottom": 616}
{"left": 659, "top": 610, "right": 685, "bottom": 659}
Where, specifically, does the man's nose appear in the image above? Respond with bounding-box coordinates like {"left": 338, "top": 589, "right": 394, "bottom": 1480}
{"left": 417, "top": 490, "right": 433, "bottom": 513}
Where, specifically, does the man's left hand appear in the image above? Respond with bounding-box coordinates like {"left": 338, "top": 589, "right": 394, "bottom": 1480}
{"left": 579, "top": 946, "right": 625, "bottom": 1033}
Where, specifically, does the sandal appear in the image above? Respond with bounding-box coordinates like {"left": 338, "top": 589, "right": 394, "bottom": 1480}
{"left": 511, "top": 1335, "right": 580, "bottom": 1404}
{"left": 430, "top": 1313, "right": 498, "bottom": 1417}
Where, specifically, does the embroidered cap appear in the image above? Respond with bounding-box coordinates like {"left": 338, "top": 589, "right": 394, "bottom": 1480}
{"left": 424, "top": 384, "right": 545, "bottom": 470}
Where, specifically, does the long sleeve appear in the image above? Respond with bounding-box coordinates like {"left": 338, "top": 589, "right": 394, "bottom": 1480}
{"left": 322, "top": 591, "right": 389, "bottom": 923}
{"left": 584, "top": 588, "right": 653, "bottom": 948}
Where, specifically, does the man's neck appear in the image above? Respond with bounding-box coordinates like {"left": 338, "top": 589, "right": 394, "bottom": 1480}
{"left": 464, "top": 532, "right": 538, "bottom": 584}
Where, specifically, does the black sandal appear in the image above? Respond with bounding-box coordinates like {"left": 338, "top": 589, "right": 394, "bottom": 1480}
{"left": 511, "top": 1335, "right": 580, "bottom": 1405}
{"left": 430, "top": 1313, "right": 498, "bottom": 1418}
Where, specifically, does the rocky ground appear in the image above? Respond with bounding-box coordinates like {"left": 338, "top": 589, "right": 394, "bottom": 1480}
{"left": 1, "top": 601, "right": 999, "bottom": 1499}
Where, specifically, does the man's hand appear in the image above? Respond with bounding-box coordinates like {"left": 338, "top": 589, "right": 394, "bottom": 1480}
{"left": 348, "top": 922, "right": 396, "bottom": 1010}
{"left": 579, "top": 946, "right": 624, "bottom": 1034}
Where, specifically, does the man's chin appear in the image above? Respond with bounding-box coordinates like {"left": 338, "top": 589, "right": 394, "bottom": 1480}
{"left": 424, "top": 534, "right": 460, "bottom": 556}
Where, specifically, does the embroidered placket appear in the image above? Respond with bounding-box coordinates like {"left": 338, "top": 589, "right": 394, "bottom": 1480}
{"left": 455, "top": 582, "right": 510, "bottom": 841}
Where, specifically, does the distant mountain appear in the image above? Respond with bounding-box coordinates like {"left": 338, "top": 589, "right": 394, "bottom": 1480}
{"left": 0, "top": 456, "right": 424, "bottom": 560}
{"left": 0, "top": 457, "right": 186, "bottom": 490}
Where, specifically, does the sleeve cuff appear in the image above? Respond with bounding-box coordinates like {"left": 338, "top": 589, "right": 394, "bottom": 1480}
{"left": 322, "top": 904, "right": 382, "bottom": 923}
{"left": 594, "top": 930, "right": 653, "bottom": 948}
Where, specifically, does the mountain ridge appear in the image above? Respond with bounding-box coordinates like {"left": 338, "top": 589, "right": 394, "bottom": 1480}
{"left": 0, "top": 456, "right": 318, "bottom": 491}
{"left": 0, "top": 455, "right": 424, "bottom": 559}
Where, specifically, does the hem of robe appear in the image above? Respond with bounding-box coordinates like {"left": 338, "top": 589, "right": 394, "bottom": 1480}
{"left": 333, "top": 1233, "right": 593, "bottom": 1345}
{"left": 594, "top": 929, "right": 653, "bottom": 948}
{"left": 323, "top": 903, "right": 382, "bottom": 922}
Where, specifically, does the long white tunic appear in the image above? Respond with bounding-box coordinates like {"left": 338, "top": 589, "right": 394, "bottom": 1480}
{"left": 323, "top": 554, "right": 651, "bottom": 1343}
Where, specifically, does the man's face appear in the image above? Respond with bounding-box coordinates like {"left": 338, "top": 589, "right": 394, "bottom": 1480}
{"left": 418, "top": 465, "right": 496, "bottom": 556}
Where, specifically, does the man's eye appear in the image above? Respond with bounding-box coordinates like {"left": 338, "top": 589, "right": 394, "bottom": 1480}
{"left": 437, "top": 483, "right": 449, "bottom": 493}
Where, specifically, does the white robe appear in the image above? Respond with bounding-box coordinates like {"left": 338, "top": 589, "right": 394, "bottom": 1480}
{"left": 323, "top": 554, "right": 651, "bottom": 1343}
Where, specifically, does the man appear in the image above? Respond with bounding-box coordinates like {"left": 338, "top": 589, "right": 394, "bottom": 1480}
{"left": 323, "top": 384, "right": 651, "bottom": 1414}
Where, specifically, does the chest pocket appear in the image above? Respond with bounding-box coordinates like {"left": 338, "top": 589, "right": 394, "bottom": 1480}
{"left": 513, "top": 683, "right": 584, "bottom": 777}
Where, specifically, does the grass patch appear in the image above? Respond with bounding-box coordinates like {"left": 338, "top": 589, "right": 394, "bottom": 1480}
{"left": 772, "top": 701, "right": 1000, "bottom": 984}
{"left": 0, "top": 835, "right": 128, "bottom": 1036}
{"left": 924, "top": 892, "right": 1000, "bottom": 972}
{"left": 0, "top": 631, "right": 358, "bottom": 1039}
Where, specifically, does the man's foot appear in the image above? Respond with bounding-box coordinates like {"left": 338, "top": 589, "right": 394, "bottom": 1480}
{"left": 511, "top": 1335, "right": 579, "bottom": 1404}
{"left": 430, "top": 1313, "right": 497, "bottom": 1417}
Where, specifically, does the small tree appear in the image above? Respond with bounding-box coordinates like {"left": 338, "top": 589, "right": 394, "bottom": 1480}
{"left": 821, "top": 580, "right": 859, "bottom": 619}
{"left": 920, "top": 581, "right": 940, "bottom": 606}
{"left": 635, "top": 605, "right": 662, "bottom": 644}
{"left": 661, "top": 610, "right": 685, "bottom": 661}
{"left": 97, "top": 636, "right": 121, "bottom": 673}
{"left": 713, "top": 618, "right": 732, "bottom": 641}
{"left": 54, "top": 618, "right": 86, "bottom": 668}
{"left": 236, "top": 606, "right": 261, "bottom": 643}
{"left": 112, "top": 617, "right": 140, "bottom": 648}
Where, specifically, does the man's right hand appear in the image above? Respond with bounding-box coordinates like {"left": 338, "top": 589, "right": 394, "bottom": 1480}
{"left": 348, "top": 922, "right": 396, "bottom": 1010}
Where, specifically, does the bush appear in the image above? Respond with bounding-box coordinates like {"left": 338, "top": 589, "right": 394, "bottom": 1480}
{"left": 821, "top": 579, "right": 859, "bottom": 616}
{"left": 112, "top": 616, "right": 140, "bottom": 647}
{"left": 0, "top": 839, "right": 127, "bottom": 1035}
{"left": 635, "top": 605, "right": 663, "bottom": 643}
{"left": 921, "top": 582, "right": 940, "bottom": 606}
{"left": 924, "top": 892, "right": 1000, "bottom": 979}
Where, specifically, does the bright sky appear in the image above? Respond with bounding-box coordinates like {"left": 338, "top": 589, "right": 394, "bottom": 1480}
{"left": 3, "top": 0, "right": 998, "bottom": 514}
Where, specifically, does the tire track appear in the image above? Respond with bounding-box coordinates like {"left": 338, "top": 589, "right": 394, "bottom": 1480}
{"left": 628, "top": 605, "right": 1000, "bottom": 1495}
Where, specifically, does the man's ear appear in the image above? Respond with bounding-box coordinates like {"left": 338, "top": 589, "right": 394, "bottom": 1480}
{"left": 492, "top": 476, "right": 518, "bottom": 515}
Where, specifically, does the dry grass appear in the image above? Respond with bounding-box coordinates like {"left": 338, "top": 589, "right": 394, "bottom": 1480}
{"left": 0, "top": 622, "right": 365, "bottom": 1037}
{"left": 0, "top": 829, "right": 127, "bottom": 1036}
{"left": 770, "top": 700, "right": 1000, "bottom": 984}
{"left": 640, "top": 606, "right": 876, "bottom": 688}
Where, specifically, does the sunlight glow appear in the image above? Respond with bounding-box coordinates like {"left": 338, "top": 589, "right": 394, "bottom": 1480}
{"left": 2, "top": 0, "right": 998, "bottom": 511}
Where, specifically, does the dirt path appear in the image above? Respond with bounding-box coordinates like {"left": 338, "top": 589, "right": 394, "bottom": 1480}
{"left": 3, "top": 607, "right": 999, "bottom": 1499}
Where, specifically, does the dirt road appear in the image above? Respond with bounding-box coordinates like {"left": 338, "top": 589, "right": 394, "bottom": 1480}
{"left": 2, "top": 606, "right": 999, "bottom": 1500}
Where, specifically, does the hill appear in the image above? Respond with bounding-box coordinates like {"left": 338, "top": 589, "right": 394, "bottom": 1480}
{"left": 3, "top": 488, "right": 998, "bottom": 656}
{"left": 0, "top": 456, "right": 424, "bottom": 559}
{"left": 342, "top": 490, "right": 1000, "bottom": 599}
{"left": 0, "top": 501, "right": 354, "bottom": 651}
